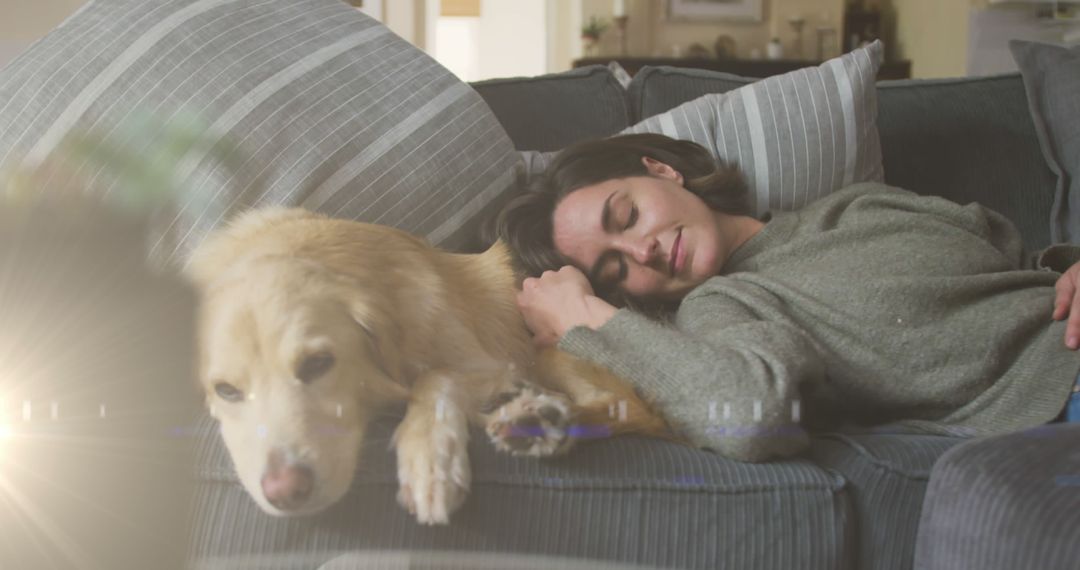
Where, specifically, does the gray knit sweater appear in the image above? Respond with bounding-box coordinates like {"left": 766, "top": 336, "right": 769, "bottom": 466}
{"left": 559, "top": 183, "right": 1080, "bottom": 462}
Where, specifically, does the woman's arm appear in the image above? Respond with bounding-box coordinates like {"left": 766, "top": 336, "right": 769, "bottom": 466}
{"left": 517, "top": 268, "right": 820, "bottom": 462}
{"left": 559, "top": 295, "right": 819, "bottom": 463}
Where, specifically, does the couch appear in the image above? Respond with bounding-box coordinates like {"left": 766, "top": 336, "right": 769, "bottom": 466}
{"left": 185, "top": 63, "right": 1079, "bottom": 570}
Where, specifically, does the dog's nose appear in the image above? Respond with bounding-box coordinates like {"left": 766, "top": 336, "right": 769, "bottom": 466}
{"left": 261, "top": 451, "right": 315, "bottom": 511}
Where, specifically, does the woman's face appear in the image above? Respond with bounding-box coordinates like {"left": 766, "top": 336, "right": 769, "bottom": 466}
{"left": 552, "top": 157, "right": 737, "bottom": 302}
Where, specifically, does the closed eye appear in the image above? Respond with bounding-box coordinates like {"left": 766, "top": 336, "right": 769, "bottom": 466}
{"left": 625, "top": 204, "right": 638, "bottom": 230}
{"left": 296, "top": 352, "right": 335, "bottom": 384}
{"left": 592, "top": 194, "right": 635, "bottom": 292}
{"left": 616, "top": 203, "right": 636, "bottom": 281}
{"left": 214, "top": 382, "right": 245, "bottom": 403}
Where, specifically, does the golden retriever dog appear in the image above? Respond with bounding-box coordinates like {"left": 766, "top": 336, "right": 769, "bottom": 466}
{"left": 183, "top": 208, "right": 675, "bottom": 525}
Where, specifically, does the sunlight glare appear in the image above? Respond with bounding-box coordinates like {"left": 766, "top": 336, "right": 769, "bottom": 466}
{"left": 0, "top": 423, "right": 12, "bottom": 464}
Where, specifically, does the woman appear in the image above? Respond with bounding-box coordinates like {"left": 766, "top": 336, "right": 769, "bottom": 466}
{"left": 496, "top": 134, "right": 1080, "bottom": 462}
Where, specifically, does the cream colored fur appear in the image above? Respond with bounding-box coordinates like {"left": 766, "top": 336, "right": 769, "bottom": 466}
{"left": 185, "top": 208, "right": 675, "bottom": 525}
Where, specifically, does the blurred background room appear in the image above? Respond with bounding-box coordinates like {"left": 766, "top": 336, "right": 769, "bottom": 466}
{"left": 5, "top": 0, "right": 1080, "bottom": 81}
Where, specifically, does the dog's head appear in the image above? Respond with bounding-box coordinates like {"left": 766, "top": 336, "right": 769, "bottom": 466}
{"left": 184, "top": 208, "right": 412, "bottom": 516}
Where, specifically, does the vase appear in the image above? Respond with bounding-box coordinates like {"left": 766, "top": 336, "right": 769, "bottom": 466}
{"left": 583, "top": 36, "right": 599, "bottom": 57}
{"left": 766, "top": 38, "right": 784, "bottom": 60}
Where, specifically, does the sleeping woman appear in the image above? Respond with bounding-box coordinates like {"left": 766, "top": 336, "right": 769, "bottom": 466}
{"left": 495, "top": 133, "right": 1080, "bottom": 461}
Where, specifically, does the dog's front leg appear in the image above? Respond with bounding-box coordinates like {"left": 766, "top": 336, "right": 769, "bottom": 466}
{"left": 392, "top": 370, "right": 471, "bottom": 525}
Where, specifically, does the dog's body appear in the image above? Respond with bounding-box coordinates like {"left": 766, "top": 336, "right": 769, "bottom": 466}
{"left": 185, "top": 208, "right": 675, "bottom": 524}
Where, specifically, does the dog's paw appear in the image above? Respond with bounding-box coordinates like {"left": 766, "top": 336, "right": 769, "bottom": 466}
{"left": 394, "top": 404, "right": 471, "bottom": 525}
{"left": 485, "top": 386, "right": 576, "bottom": 457}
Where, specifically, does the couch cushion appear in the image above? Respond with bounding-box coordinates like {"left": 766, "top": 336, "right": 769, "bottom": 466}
{"left": 191, "top": 411, "right": 855, "bottom": 570}
{"left": 315, "top": 550, "right": 663, "bottom": 570}
{"left": 810, "top": 432, "right": 965, "bottom": 570}
{"left": 914, "top": 423, "right": 1080, "bottom": 570}
{"left": 0, "top": 0, "right": 519, "bottom": 262}
{"left": 624, "top": 65, "right": 1055, "bottom": 251}
{"left": 1010, "top": 41, "right": 1080, "bottom": 245}
{"left": 471, "top": 65, "right": 631, "bottom": 152}
{"left": 628, "top": 66, "right": 751, "bottom": 122}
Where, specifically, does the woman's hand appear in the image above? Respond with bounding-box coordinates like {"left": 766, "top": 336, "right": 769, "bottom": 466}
{"left": 1053, "top": 261, "right": 1080, "bottom": 350}
{"left": 516, "top": 266, "right": 619, "bottom": 348}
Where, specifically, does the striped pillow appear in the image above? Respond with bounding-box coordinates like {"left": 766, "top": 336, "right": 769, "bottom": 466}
{"left": 521, "top": 41, "right": 885, "bottom": 217}
{"left": 0, "top": 0, "right": 519, "bottom": 264}
{"left": 623, "top": 41, "right": 885, "bottom": 215}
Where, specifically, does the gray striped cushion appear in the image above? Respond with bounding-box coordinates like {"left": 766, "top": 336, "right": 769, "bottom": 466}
{"left": 1010, "top": 41, "right": 1080, "bottom": 245}
{"left": 811, "top": 433, "right": 965, "bottom": 570}
{"left": 0, "top": 0, "right": 519, "bottom": 263}
{"left": 914, "top": 423, "right": 1080, "bottom": 570}
{"left": 622, "top": 41, "right": 884, "bottom": 215}
{"left": 191, "top": 411, "right": 854, "bottom": 570}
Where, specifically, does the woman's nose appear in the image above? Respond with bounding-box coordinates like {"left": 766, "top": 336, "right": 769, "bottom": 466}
{"left": 618, "top": 236, "right": 658, "bottom": 265}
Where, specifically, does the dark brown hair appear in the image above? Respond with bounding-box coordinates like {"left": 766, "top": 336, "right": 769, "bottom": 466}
{"left": 493, "top": 133, "right": 749, "bottom": 307}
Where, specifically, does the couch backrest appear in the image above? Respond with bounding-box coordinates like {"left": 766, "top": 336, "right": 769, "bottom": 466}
{"left": 475, "top": 66, "right": 1056, "bottom": 251}
{"left": 875, "top": 75, "right": 1055, "bottom": 251}
{"left": 471, "top": 65, "right": 631, "bottom": 153}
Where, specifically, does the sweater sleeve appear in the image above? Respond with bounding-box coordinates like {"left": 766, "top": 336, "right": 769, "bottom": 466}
{"left": 557, "top": 286, "right": 823, "bottom": 462}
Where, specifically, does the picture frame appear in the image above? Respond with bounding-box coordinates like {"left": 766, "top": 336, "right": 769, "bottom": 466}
{"left": 666, "top": 0, "right": 764, "bottom": 23}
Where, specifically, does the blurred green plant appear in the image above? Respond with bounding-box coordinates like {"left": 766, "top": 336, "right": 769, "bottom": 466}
{"left": 3, "top": 110, "right": 244, "bottom": 223}
{"left": 581, "top": 16, "right": 609, "bottom": 41}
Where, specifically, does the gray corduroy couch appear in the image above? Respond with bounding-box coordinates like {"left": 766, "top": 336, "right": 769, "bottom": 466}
{"left": 188, "top": 65, "right": 1080, "bottom": 570}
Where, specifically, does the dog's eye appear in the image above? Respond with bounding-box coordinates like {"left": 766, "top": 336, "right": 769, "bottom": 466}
{"left": 214, "top": 382, "right": 245, "bottom": 402}
{"left": 297, "top": 353, "right": 335, "bottom": 384}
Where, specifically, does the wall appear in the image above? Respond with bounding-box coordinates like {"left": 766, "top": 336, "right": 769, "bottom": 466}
{"left": 476, "top": 0, "right": 547, "bottom": 79}
{"left": 890, "top": 0, "right": 1080, "bottom": 78}
{"left": 888, "top": 0, "right": 971, "bottom": 78}
{"left": 426, "top": 0, "right": 547, "bottom": 81}
{"left": 548, "top": 0, "right": 584, "bottom": 73}
{"left": 434, "top": 16, "right": 481, "bottom": 80}
{"left": 385, "top": 0, "right": 427, "bottom": 48}
{"left": 0, "top": 0, "right": 87, "bottom": 68}
{"left": 967, "top": 2, "right": 1078, "bottom": 75}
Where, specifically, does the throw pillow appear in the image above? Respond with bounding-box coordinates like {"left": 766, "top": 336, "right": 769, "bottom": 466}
{"left": 622, "top": 40, "right": 884, "bottom": 215}
{"left": 521, "top": 41, "right": 885, "bottom": 217}
{"left": 1010, "top": 40, "right": 1080, "bottom": 244}
{"left": 0, "top": 0, "right": 520, "bottom": 264}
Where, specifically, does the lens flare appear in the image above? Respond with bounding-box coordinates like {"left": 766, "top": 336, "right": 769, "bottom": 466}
{"left": 0, "top": 393, "right": 10, "bottom": 441}
{"left": 0, "top": 423, "right": 12, "bottom": 462}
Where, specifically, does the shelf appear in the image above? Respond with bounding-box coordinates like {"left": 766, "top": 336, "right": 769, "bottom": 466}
{"left": 989, "top": 1, "right": 1080, "bottom": 4}
{"left": 572, "top": 56, "right": 911, "bottom": 80}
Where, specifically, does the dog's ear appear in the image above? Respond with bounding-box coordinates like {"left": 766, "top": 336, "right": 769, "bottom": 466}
{"left": 347, "top": 297, "right": 410, "bottom": 401}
